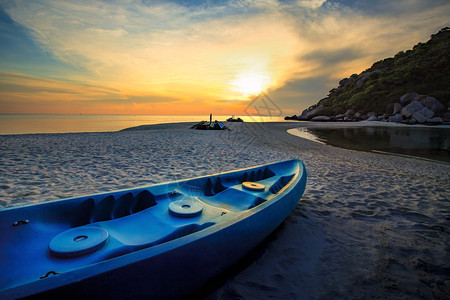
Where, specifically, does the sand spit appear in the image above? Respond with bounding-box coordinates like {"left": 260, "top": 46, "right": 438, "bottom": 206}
{"left": 1, "top": 122, "right": 449, "bottom": 299}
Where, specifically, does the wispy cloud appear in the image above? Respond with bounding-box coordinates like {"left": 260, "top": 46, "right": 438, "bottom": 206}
{"left": 3, "top": 0, "right": 305, "bottom": 104}
{"left": 297, "top": 0, "right": 326, "bottom": 9}
{"left": 0, "top": 71, "right": 183, "bottom": 114}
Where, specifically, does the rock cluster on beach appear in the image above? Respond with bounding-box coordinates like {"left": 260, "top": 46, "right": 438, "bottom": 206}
{"left": 286, "top": 92, "right": 449, "bottom": 124}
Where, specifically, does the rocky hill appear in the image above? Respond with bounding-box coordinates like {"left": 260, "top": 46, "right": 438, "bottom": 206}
{"left": 287, "top": 27, "right": 450, "bottom": 124}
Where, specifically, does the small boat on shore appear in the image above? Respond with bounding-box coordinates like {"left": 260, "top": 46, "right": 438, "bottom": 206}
{"left": 191, "top": 113, "right": 228, "bottom": 130}
{"left": 226, "top": 116, "right": 244, "bottom": 122}
{"left": 190, "top": 120, "right": 227, "bottom": 130}
{"left": 0, "top": 159, "right": 306, "bottom": 299}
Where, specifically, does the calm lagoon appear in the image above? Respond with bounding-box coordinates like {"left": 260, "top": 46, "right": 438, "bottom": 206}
{"left": 294, "top": 125, "right": 450, "bottom": 163}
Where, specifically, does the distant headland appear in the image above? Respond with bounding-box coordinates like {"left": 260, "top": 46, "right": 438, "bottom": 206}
{"left": 286, "top": 27, "right": 450, "bottom": 125}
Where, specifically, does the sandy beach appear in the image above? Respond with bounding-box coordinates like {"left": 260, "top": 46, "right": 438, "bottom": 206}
{"left": 1, "top": 122, "right": 449, "bottom": 299}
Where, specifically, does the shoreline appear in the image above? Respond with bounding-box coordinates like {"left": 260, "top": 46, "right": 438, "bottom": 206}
{"left": 3, "top": 119, "right": 448, "bottom": 137}
{"left": 1, "top": 122, "right": 449, "bottom": 298}
{"left": 284, "top": 119, "right": 450, "bottom": 128}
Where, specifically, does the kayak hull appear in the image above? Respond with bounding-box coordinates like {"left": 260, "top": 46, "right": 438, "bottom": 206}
{"left": 0, "top": 159, "right": 306, "bottom": 299}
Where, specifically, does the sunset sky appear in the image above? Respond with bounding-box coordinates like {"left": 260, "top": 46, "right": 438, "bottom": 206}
{"left": 1, "top": 0, "right": 449, "bottom": 116}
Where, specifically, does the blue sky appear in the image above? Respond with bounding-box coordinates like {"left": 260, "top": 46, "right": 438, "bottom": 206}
{"left": 0, "top": 0, "right": 449, "bottom": 115}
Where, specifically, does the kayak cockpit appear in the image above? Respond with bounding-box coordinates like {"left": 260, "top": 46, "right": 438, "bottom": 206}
{"left": 71, "top": 190, "right": 157, "bottom": 227}
{"left": 177, "top": 165, "right": 296, "bottom": 212}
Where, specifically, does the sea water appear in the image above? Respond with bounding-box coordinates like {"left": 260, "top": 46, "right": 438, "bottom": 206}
{"left": 0, "top": 114, "right": 286, "bottom": 135}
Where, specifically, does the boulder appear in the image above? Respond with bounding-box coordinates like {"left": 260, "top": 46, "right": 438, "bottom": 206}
{"left": 367, "top": 111, "right": 377, "bottom": 118}
{"left": 334, "top": 114, "right": 344, "bottom": 121}
{"left": 389, "top": 114, "right": 403, "bottom": 123}
{"left": 412, "top": 107, "right": 434, "bottom": 123}
{"left": 354, "top": 112, "right": 361, "bottom": 119}
{"left": 311, "top": 116, "right": 331, "bottom": 122}
{"left": 305, "top": 105, "right": 324, "bottom": 119}
{"left": 393, "top": 103, "right": 403, "bottom": 114}
{"left": 317, "top": 97, "right": 331, "bottom": 106}
{"left": 344, "top": 109, "right": 355, "bottom": 117}
{"left": 443, "top": 112, "right": 450, "bottom": 123}
{"left": 399, "top": 92, "right": 419, "bottom": 106}
{"left": 356, "top": 75, "right": 369, "bottom": 87}
{"left": 385, "top": 103, "right": 395, "bottom": 114}
{"left": 339, "top": 78, "right": 349, "bottom": 88}
{"left": 348, "top": 76, "right": 356, "bottom": 84}
{"left": 420, "top": 96, "right": 445, "bottom": 114}
{"left": 298, "top": 107, "right": 315, "bottom": 120}
{"left": 414, "top": 94, "right": 428, "bottom": 102}
{"left": 426, "top": 117, "right": 443, "bottom": 124}
{"left": 367, "top": 116, "right": 378, "bottom": 121}
{"left": 401, "top": 100, "right": 423, "bottom": 118}
{"left": 299, "top": 108, "right": 308, "bottom": 117}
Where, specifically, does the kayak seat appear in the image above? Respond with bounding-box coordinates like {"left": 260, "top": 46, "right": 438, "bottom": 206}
{"left": 202, "top": 188, "right": 264, "bottom": 211}
{"left": 91, "top": 195, "right": 115, "bottom": 223}
{"left": 71, "top": 190, "right": 157, "bottom": 226}
{"left": 112, "top": 191, "right": 156, "bottom": 218}
{"left": 239, "top": 167, "right": 275, "bottom": 182}
{"left": 201, "top": 167, "right": 276, "bottom": 197}
{"left": 112, "top": 193, "right": 134, "bottom": 219}
{"left": 99, "top": 214, "right": 214, "bottom": 252}
{"left": 248, "top": 197, "right": 266, "bottom": 209}
{"left": 204, "top": 177, "right": 227, "bottom": 196}
{"left": 132, "top": 190, "right": 157, "bottom": 214}
{"left": 269, "top": 174, "right": 295, "bottom": 194}
{"left": 71, "top": 198, "right": 95, "bottom": 227}
{"left": 98, "top": 222, "right": 216, "bottom": 259}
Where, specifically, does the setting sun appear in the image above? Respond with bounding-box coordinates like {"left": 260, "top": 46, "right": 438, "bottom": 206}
{"left": 230, "top": 72, "right": 272, "bottom": 98}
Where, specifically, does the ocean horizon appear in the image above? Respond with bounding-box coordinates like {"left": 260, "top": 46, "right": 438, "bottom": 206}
{"left": 0, "top": 114, "right": 287, "bottom": 135}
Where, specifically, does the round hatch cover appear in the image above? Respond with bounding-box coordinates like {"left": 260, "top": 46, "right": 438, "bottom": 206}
{"left": 242, "top": 181, "right": 265, "bottom": 192}
{"left": 49, "top": 226, "right": 108, "bottom": 258}
{"left": 169, "top": 199, "right": 203, "bottom": 218}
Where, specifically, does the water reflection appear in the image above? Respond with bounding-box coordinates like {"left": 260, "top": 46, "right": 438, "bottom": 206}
{"left": 306, "top": 126, "right": 450, "bottom": 163}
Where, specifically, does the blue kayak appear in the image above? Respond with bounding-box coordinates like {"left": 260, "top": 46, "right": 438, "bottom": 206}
{"left": 0, "top": 159, "right": 307, "bottom": 299}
